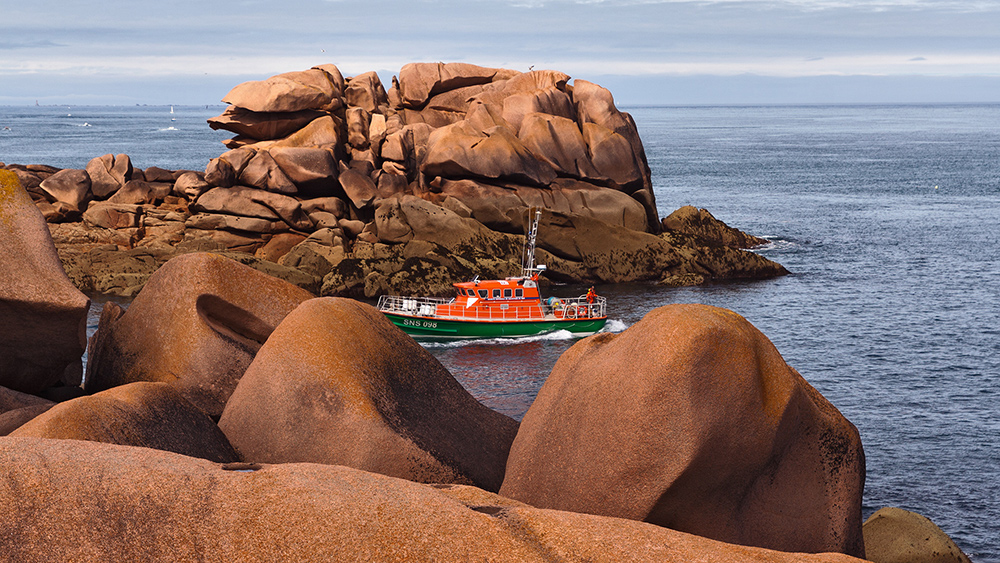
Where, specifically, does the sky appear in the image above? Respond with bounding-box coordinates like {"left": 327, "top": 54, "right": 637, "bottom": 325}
{"left": 2, "top": 0, "right": 999, "bottom": 105}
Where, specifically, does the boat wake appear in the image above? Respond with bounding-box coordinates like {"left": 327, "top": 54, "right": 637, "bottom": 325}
{"left": 601, "top": 319, "right": 629, "bottom": 333}
{"left": 752, "top": 236, "right": 797, "bottom": 252}
{"left": 419, "top": 329, "right": 579, "bottom": 349}
{"left": 419, "top": 320, "right": 629, "bottom": 349}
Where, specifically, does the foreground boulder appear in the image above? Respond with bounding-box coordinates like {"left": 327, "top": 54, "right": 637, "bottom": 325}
{"left": 0, "top": 438, "right": 866, "bottom": 562}
{"left": 0, "top": 170, "right": 90, "bottom": 394}
{"left": 11, "top": 382, "right": 238, "bottom": 462}
{"left": 501, "top": 304, "right": 866, "bottom": 557}
{"left": 219, "top": 298, "right": 518, "bottom": 492}
{"left": 862, "top": 507, "right": 971, "bottom": 563}
{"left": 84, "top": 252, "right": 314, "bottom": 417}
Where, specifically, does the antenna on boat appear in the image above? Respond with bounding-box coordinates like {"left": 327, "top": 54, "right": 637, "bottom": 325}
{"left": 522, "top": 208, "right": 542, "bottom": 277}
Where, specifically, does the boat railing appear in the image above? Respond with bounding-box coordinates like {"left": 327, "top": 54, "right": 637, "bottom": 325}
{"left": 378, "top": 294, "right": 606, "bottom": 321}
{"left": 549, "top": 295, "right": 607, "bottom": 320}
{"left": 377, "top": 295, "right": 454, "bottom": 317}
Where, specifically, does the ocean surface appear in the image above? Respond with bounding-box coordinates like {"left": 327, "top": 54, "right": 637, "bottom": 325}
{"left": 3, "top": 103, "right": 998, "bottom": 560}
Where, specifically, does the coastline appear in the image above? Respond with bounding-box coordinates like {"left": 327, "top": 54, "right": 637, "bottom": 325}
{"left": 2, "top": 88, "right": 996, "bottom": 562}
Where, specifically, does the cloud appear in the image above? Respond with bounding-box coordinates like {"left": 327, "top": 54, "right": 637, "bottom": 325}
{"left": 4, "top": 0, "right": 999, "bottom": 104}
{"left": 0, "top": 39, "right": 64, "bottom": 50}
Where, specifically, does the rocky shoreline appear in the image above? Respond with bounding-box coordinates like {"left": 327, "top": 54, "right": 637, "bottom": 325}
{"left": 5, "top": 62, "right": 786, "bottom": 298}
{"left": 0, "top": 63, "right": 972, "bottom": 562}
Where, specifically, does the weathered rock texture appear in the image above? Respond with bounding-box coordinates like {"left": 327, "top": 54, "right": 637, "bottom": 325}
{"left": 219, "top": 297, "right": 518, "bottom": 492}
{"left": 84, "top": 252, "right": 314, "bottom": 417}
{"left": 0, "top": 386, "right": 55, "bottom": 435}
{"left": 501, "top": 304, "right": 866, "bottom": 557}
{"left": 5, "top": 62, "right": 787, "bottom": 298}
{"left": 0, "top": 437, "right": 867, "bottom": 563}
{"left": 0, "top": 385, "right": 53, "bottom": 413}
{"left": 862, "top": 507, "right": 972, "bottom": 563}
{"left": 662, "top": 205, "right": 769, "bottom": 249}
{"left": 0, "top": 170, "right": 90, "bottom": 394}
{"left": 11, "top": 382, "right": 238, "bottom": 462}
{"left": 0, "top": 403, "right": 53, "bottom": 436}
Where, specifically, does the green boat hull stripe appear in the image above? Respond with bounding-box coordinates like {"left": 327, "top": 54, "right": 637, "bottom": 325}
{"left": 383, "top": 312, "right": 607, "bottom": 339}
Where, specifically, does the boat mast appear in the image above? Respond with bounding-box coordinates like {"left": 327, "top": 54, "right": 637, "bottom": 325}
{"left": 522, "top": 209, "right": 542, "bottom": 277}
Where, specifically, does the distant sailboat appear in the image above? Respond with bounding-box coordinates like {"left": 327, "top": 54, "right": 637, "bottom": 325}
{"left": 170, "top": 105, "right": 176, "bottom": 121}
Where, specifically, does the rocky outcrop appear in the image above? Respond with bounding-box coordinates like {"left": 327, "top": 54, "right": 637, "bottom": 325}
{"left": 0, "top": 170, "right": 90, "bottom": 394}
{"left": 662, "top": 205, "right": 769, "bottom": 249}
{"left": 219, "top": 298, "right": 518, "bottom": 492}
{"left": 8, "top": 62, "right": 787, "bottom": 298}
{"left": 500, "top": 304, "right": 866, "bottom": 557}
{"left": 862, "top": 507, "right": 972, "bottom": 563}
{"left": 0, "top": 437, "right": 867, "bottom": 562}
{"left": 84, "top": 252, "right": 314, "bottom": 417}
{"left": 11, "top": 382, "right": 238, "bottom": 462}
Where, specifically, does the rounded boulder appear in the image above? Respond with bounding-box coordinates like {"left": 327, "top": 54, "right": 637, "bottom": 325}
{"left": 11, "top": 382, "right": 239, "bottom": 462}
{"left": 0, "top": 437, "right": 867, "bottom": 562}
{"left": 862, "top": 507, "right": 971, "bottom": 563}
{"left": 500, "top": 304, "right": 866, "bottom": 557}
{"left": 0, "top": 170, "right": 90, "bottom": 394}
{"left": 218, "top": 297, "right": 519, "bottom": 492}
{"left": 83, "top": 252, "right": 314, "bottom": 417}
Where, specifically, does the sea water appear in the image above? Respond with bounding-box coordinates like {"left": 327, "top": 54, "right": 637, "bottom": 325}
{"left": 2, "top": 103, "right": 998, "bottom": 560}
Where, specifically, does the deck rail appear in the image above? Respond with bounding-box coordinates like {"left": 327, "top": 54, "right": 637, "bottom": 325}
{"left": 377, "top": 294, "right": 606, "bottom": 321}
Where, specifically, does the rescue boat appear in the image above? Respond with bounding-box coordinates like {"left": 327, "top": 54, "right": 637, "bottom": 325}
{"left": 377, "top": 210, "right": 607, "bottom": 339}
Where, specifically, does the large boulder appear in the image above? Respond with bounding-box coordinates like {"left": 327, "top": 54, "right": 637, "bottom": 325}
{"left": 435, "top": 177, "right": 648, "bottom": 234}
{"left": 192, "top": 185, "right": 312, "bottom": 230}
{"left": 218, "top": 298, "right": 519, "bottom": 492}
{"left": 0, "top": 170, "right": 90, "bottom": 394}
{"left": 0, "top": 437, "right": 866, "bottom": 563}
{"left": 208, "top": 107, "right": 325, "bottom": 140}
{"left": 268, "top": 147, "right": 339, "bottom": 197}
{"left": 84, "top": 252, "right": 314, "bottom": 417}
{"left": 11, "top": 382, "right": 238, "bottom": 462}
{"left": 82, "top": 202, "right": 143, "bottom": 230}
{"left": 422, "top": 120, "right": 557, "bottom": 187}
{"left": 516, "top": 113, "right": 598, "bottom": 179}
{"left": 85, "top": 153, "right": 132, "bottom": 199}
{"left": 397, "top": 62, "right": 501, "bottom": 108}
{"left": 862, "top": 507, "right": 972, "bottom": 563}
{"left": 345, "top": 71, "right": 389, "bottom": 113}
{"left": 38, "top": 168, "right": 92, "bottom": 209}
{"left": 221, "top": 66, "right": 344, "bottom": 113}
{"left": 500, "top": 304, "right": 866, "bottom": 557}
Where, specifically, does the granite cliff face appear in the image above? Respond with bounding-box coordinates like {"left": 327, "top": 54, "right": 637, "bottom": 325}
{"left": 4, "top": 62, "right": 787, "bottom": 297}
